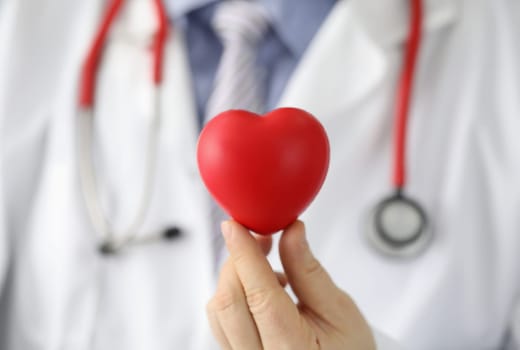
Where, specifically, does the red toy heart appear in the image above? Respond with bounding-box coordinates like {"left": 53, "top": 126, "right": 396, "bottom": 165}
{"left": 197, "top": 108, "right": 330, "bottom": 235}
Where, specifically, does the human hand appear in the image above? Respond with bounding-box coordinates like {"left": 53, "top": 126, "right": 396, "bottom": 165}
{"left": 207, "top": 220, "right": 376, "bottom": 349}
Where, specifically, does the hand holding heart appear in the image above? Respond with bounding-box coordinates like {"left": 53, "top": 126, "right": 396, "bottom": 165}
{"left": 198, "top": 109, "right": 375, "bottom": 349}
{"left": 206, "top": 220, "right": 376, "bottom": 350}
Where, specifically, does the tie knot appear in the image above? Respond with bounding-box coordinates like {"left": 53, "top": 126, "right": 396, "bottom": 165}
{"left": 212, "top": 1, "right": 269, "bottom": 46}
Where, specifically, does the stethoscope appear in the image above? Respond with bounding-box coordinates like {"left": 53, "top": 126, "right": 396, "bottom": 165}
{"left": 77, "top": 0, "right": 182, "bottom": 255}
{"left": 77, "top": 0, "right": 429, "bottom": 257}
{"left": 365, "top": 0, "right": 432, "bottom": 257}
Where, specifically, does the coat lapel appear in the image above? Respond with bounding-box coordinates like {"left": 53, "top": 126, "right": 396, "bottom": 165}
{"left": 278, "top": 0, "right": 460, "bottom": 119}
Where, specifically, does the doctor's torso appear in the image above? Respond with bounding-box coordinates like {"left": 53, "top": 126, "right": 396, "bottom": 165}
{"left": 1, "top": 0, "right": 520, "bottom": 349}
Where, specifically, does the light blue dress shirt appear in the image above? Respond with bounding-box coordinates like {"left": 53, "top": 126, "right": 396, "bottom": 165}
{"left": 165, "top": 0, "right": 336, "bottom": 125}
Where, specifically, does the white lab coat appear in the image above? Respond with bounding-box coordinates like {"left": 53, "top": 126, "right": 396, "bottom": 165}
{"left": 1, "top": 0, "right": 520, "bottom": 349}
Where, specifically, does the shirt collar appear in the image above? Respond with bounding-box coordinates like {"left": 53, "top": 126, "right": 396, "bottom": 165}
{"left": 164, "top": 0, "right": 337, "bottom": 58}
{"left": 350, "top": 0, "right": 460, "bottom": 48}
{"left": 261, "top": 0, "right": 336, "bottom": 57}
{"left": 165, "top": 0, "right": 216, "bottom": 19}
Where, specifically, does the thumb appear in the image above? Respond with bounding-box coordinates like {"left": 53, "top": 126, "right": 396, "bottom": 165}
{"left": 279, "top": 221, "right": 358, "bottom": 324}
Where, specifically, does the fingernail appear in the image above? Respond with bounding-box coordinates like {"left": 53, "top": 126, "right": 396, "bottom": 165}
{"left": 221, "top": 221, "right": 232, "bottom": 240}
{"left": 301, "top": 228, "right": 308, "bottom": 245}
{"left": 297, "top": 222, "right": 308, "bottom": 245}
{"left": 298, "top": 225, "right": 313, "bottom": 259}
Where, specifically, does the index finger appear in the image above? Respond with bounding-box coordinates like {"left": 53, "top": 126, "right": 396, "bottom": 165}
{"left": 221, "top": 221, "right": 284, "bottom": 303}
{"left": 221, "top": 221, "right": 303, "bottom": 348}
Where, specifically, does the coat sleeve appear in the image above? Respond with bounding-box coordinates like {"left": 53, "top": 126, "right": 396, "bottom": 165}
{"left": 0, "top": 0, "right": 11, "bottom": 300}
{"left": 505, "top": 0, "right": 520, "bottom": 348}
{"left": 0, "top": 162, "right": 7, "bottom": 298}
{"left": 503, "top": 301, "right": 520, "bottom": 349}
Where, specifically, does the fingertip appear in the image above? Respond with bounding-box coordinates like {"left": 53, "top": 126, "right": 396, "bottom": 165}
{"left": 288, "top": 220, "right": 306, "bottom": 232}
{"left": 221, "top": 220, "right": 233, "bottom": 240}
{"left": 228, "top": 219, "right": 250, "bottom": 233}
{"left": 222, "top": 220, "right": 265, "bottom": 259}
{"left": 287, "top": 220, "right": 307, "bottom": 238}
{"left": 279, "top": 220, "right": 308, "bottom": 254}
{"left": 221, "top": 220, "right": 250, "bottom": 244}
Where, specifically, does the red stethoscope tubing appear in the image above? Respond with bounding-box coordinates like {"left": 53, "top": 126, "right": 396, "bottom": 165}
{"left": 78, "top": 0, "right": 422, "bottom": 190}
{"left": 393, "top": 0, "right": 423, "bottom": 190}
{"left": 78, "top": 0, "right": 169, "bottom": 109}
{"left": 77, "top": 0, "right": 171, "bottom": 254}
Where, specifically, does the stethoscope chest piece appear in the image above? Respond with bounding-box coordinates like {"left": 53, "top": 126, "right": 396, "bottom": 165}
{"left": 366, "top": 192, "right": 432, "bottom": 257}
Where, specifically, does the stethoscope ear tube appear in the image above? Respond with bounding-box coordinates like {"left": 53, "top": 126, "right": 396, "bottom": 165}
{"left": 79, "top": 0, "right": 169, "bottom": 108}
{"left": 77, "top": 0, "right": 171, "bottom": 256}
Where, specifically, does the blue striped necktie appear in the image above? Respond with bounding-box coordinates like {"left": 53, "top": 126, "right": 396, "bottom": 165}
{"left": 205, "top": 1, "right": 270, "bottom": 267}
{"left": 206, "top": 0, "right": 269, "bottom": 119}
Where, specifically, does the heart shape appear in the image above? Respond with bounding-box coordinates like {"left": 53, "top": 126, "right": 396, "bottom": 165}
{"left": 197, "top": 108, "right": 330, "bottom": 235}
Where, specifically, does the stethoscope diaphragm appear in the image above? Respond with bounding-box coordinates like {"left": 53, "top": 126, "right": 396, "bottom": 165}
{"left": 366, "top": 192, "right": 431, "bottom": 257}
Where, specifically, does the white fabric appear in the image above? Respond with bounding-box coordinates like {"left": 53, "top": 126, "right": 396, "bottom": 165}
{"left": 372, "top": 328, "right": 406, "bottom": 350}
{"left": 0, "top": 0, "right": 520, "bottom": 349}
{"left": 0, "top": 126, "right": 7, "bottom": 302}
